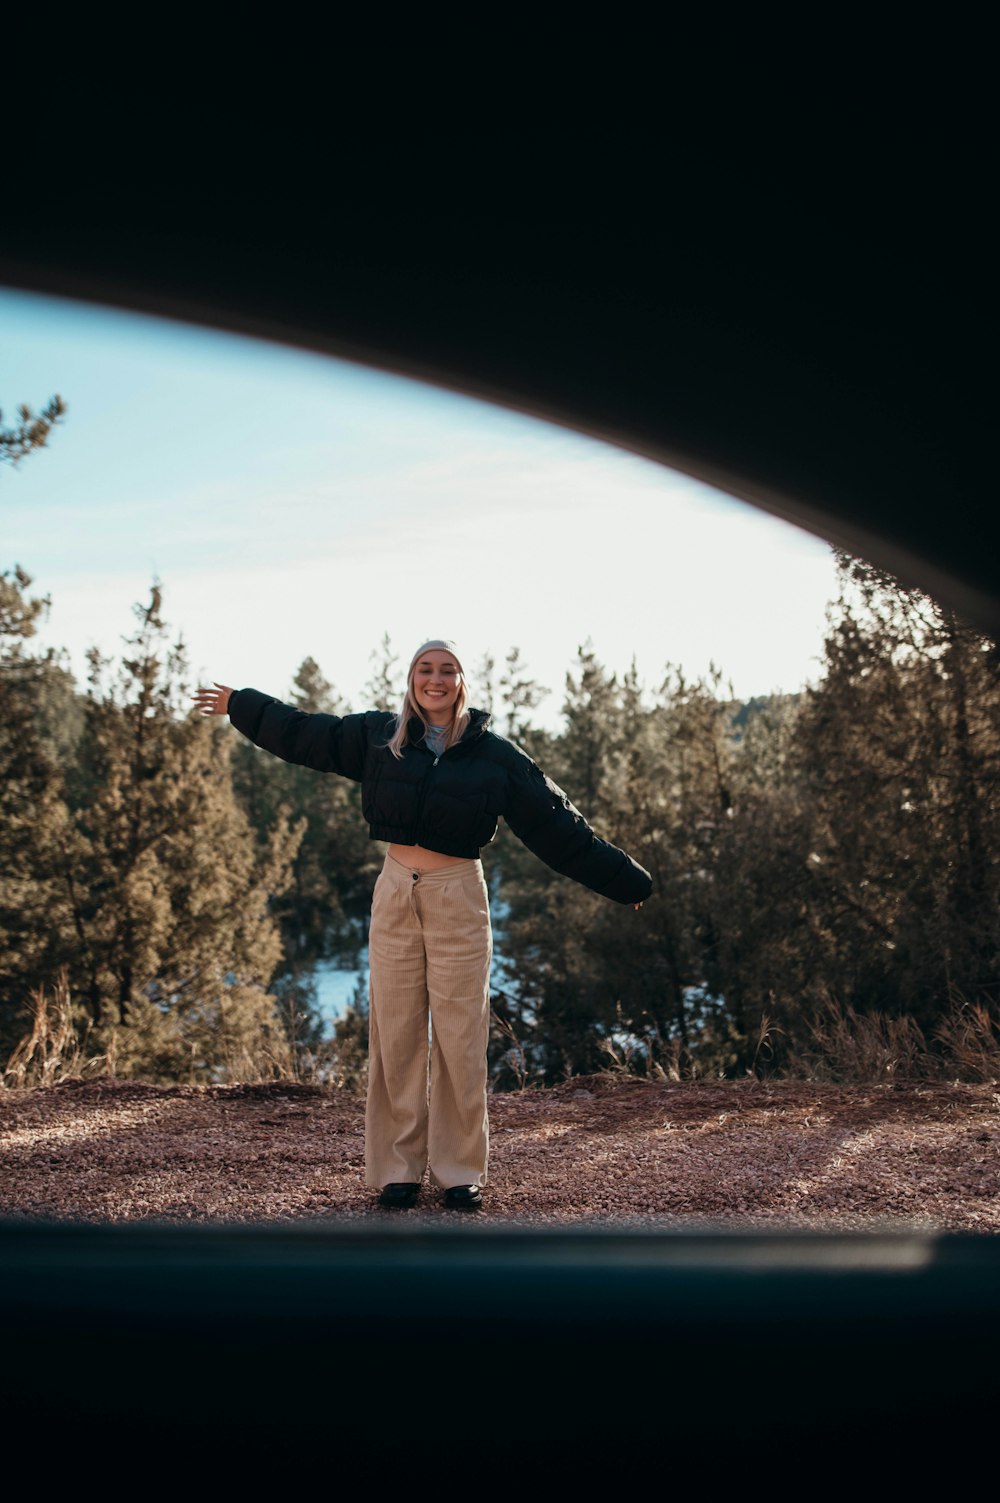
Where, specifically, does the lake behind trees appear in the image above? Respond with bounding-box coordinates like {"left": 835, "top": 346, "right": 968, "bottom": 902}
{"left": 313, "top": 957, "right": 367, "bottom": 1025}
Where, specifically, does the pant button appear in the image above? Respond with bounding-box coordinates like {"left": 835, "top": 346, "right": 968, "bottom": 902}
{"left": 412, "top": 872, "right": 419, "bottom": 882}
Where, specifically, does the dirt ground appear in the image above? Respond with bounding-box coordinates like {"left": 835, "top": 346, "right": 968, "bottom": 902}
{"left": 1, "top": 1073, "right": 998, "bottom": 1230}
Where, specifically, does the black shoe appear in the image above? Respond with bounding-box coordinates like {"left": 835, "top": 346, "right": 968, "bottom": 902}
{"left": 378, "top": 1182, "right": 420, "bottom": 1209}
{"left": 443, "top": 1185, "right": 483, "bottom": 1211}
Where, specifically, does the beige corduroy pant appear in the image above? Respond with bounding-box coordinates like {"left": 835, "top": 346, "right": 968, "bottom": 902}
{"left": 365, "top": 852, "right": 493, "bottom": 1190}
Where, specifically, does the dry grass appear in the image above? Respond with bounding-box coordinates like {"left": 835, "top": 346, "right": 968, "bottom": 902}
{"left": 934, "top": 996, "right": 1000, "bottom": 1082}
{"left": 1, "top": 975, "right": 368, "bottom": 1094}
{"left": 2, "top": 972, "right": 108, "bottom": 1090}
{"left": 5, "top": 978, "right": 999, "bottom": 1097}
{"left": 790, "top": 998, "right": 933, "bottom": 1082}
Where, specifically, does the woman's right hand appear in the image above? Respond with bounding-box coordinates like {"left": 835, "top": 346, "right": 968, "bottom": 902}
{"left": 192, "top": 682, "right": 234, "bottom": 716}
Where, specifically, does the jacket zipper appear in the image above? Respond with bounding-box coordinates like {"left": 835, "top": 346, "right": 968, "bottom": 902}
{"left": 412, "top": 751, "right": 439, "bottom": 843}
{"left": 411, "top": 724, "right": 483, "bottom": 843}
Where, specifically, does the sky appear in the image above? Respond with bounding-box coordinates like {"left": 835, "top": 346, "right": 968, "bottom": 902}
{"left": 0, "top": 286, "right": 841, "bottom": 730}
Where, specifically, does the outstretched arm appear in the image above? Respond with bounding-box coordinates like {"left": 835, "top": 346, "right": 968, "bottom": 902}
{"left": 192, "top": 682, "right": 372, "bottom": 782}
{"left": 503, "top": 750, "right": 652, "bottom": 907}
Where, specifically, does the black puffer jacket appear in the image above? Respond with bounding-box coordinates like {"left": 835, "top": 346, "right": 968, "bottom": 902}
{"left": 228, "top": 689, "right": 652, "bottom": 906}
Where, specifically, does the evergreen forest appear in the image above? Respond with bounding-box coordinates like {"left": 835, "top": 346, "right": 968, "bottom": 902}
{"left": 3, "top": 402, "right": 999, "bottom": 1089}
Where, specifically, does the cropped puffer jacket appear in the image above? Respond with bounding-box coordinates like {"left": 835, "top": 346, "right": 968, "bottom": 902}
{"left": 228, "top": 689, "right": 653, "bottom": 906}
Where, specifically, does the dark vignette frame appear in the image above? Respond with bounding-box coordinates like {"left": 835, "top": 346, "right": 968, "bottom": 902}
{"left": 1, "top": 153, "right": 996, "bottom": 1484}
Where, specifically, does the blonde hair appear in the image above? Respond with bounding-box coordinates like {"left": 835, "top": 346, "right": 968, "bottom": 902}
{"left": 386, "top": 643, "right": 470, "bottom": 761}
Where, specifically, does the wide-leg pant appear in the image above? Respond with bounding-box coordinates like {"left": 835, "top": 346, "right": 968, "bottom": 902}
{"left": 364, "top": 852, "right": 493, "bottom": 1189}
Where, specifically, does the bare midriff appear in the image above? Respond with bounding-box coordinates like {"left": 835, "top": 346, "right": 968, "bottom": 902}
{"left": 387, "top": 843, "right": 473, "bottom": 872}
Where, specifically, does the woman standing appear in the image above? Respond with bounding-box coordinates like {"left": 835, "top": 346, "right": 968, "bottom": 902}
{"left": 193, "top": 639, "right": 651, "bottom": 1211}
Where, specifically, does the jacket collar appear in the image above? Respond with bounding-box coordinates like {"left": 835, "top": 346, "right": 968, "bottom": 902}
{"left": 462, "top": 707, "right": 492, "bottom": 741}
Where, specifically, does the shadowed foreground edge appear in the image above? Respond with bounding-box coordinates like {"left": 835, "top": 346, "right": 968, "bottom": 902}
{"left": 1, "top": 141, "right": 997, "bottom": 1485}
{"left": 1, "top": 1218, "right": 996, "bottom": 1480}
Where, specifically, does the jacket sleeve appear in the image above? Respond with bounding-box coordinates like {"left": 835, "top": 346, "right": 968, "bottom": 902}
{"left": 227, "top": 687, "right": 370, "bottom": 782}
{"left": 502, "top": 747, "right": 653, "bottom": 905}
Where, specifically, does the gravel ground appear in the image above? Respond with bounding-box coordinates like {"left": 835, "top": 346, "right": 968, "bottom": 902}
{"left": 2, "top": 1073, "right": 999, "bottom": 1230}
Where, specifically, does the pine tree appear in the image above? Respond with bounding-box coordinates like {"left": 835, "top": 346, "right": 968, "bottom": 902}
{"left": 789, "top": 552, "right": 1000, "bottom": 1031}
{"left": 0, "top": 395, "right": 66, "bottom": 468}
{"left": 0, "top": 568, "right": 76, "bottom": 1055}
{"left": 61, "top": 584, "right": 301, "bottom": 1080}
{"left": 0, "top": 393, "right": 72, "bottom": 1051}
{"left": 494, "top": 645, "right": 631, "bottom": 1081}
{"left": 290, "top": 656, "right": 339, "bottom": 715}
{"left": 364, "top": 631, "right": 402, "bottom": 712}
{"left": 498, "top": 645, "right": 549, "bottom": 746}
{"left": 473, "top": 650, "right": 496, "bottom": 715}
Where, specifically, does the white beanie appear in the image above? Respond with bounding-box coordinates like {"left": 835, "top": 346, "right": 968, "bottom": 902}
{"left": 409, "top": 639, "right": 465, "bottom": 675}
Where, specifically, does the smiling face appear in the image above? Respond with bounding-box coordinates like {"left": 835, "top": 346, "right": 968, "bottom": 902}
{"left": 411, "top": 649, "right": 462, "bottom": 725}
